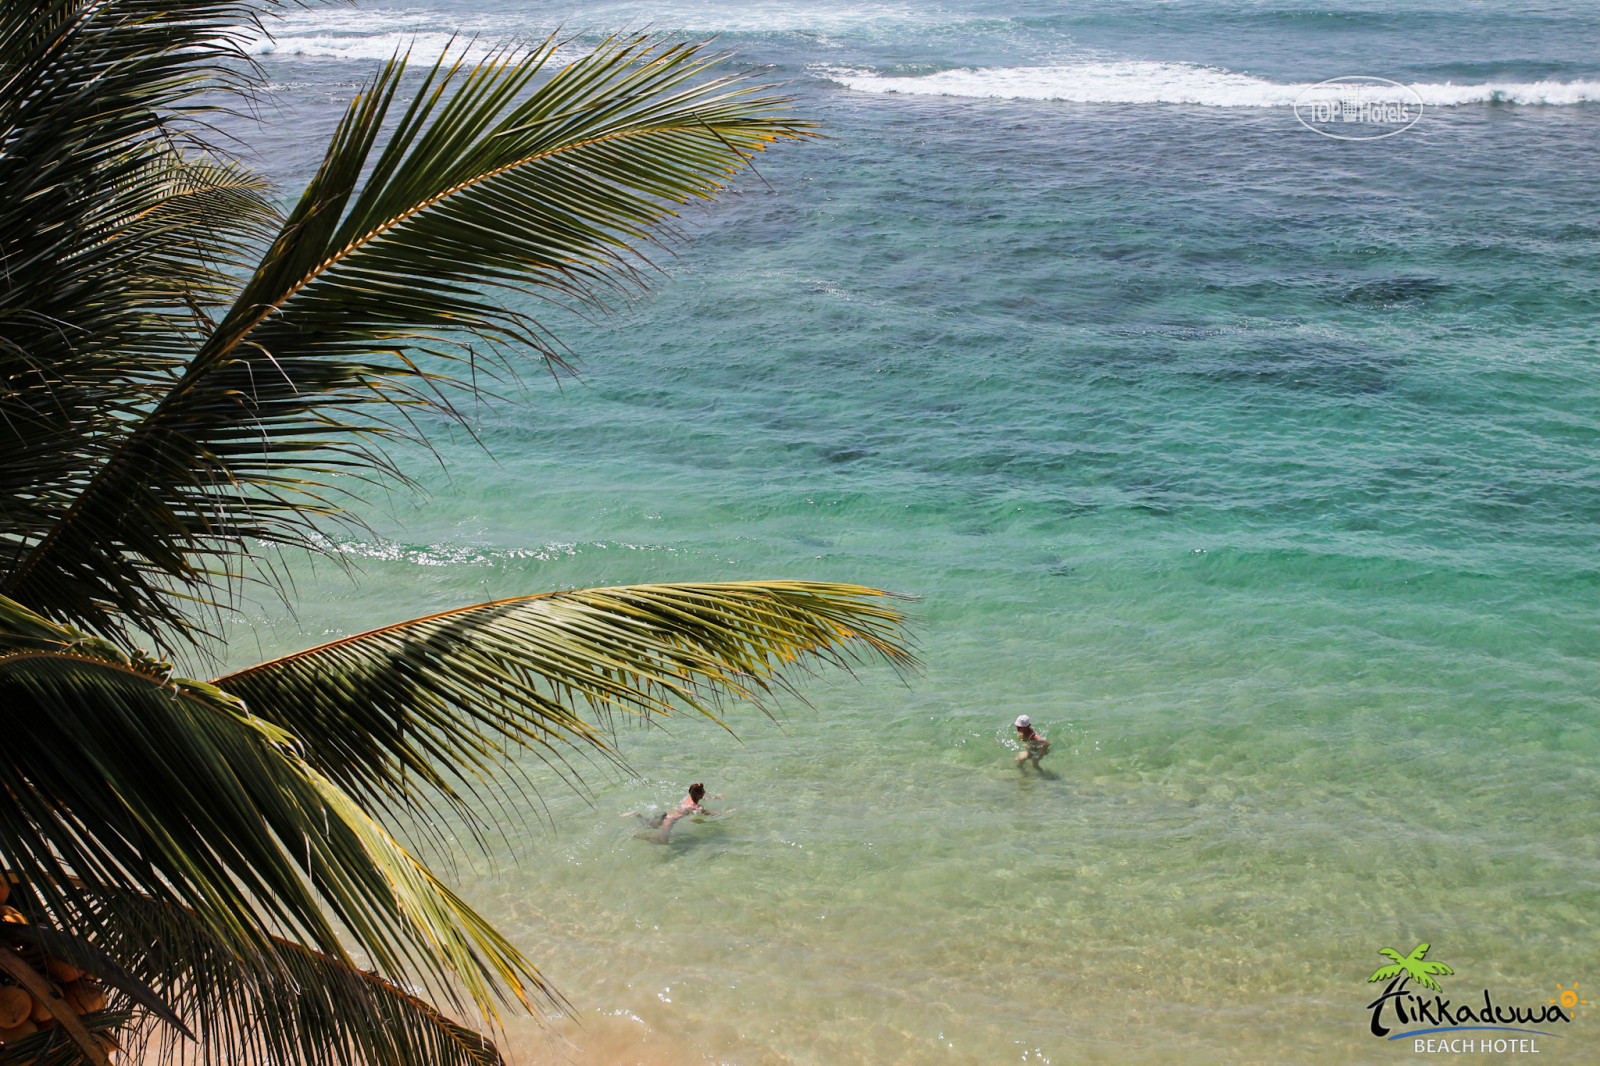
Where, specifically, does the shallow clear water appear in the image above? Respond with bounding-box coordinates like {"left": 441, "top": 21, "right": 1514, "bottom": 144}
{"left": 219, "top": 2, "right": 1600, "bottom": 1061}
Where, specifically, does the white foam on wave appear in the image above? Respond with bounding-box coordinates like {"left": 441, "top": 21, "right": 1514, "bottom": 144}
{"left": 326, "top": 537, "right": 582, "bottom": 567}
{"left": 238, "top": 2, "right": 942, "bottom": 61}
{"left": 826, "top": 61, "right": 1600, "bottom": 107}
{"left": 322, "top": 535, "right": 695, "bottom": 568}
{"left": 1409, "top": 80, "right": 1600, "bottom": 106}
{"left": 238, "top": 7, "right": 541, "bottom": 63}
{"left": 568, "top": 0, "right": 937, "bottom": 33}
{"left": 243, "top": 32, "right": 500, "bottom": 63}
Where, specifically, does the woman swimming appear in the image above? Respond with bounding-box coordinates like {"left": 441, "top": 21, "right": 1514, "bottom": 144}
{"left": 625, "top": 783, "right": 732, "bottom": 842}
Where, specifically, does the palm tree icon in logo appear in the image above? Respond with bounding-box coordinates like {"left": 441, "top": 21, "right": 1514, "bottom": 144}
{"left": 1368, "top": 943, "right": 1455, "bottom": 992}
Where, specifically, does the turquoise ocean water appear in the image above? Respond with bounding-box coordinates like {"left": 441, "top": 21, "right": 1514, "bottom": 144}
{"left": 221, "top": 2, "right": 1600, "bottom": 1062}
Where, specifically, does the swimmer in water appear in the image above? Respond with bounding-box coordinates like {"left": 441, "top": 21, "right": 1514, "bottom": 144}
{"left": 625, "top": 783, "right": 734, "bottom": 842}
{"left": 1013, "top": 714, "right": 1050, "bottom": 770}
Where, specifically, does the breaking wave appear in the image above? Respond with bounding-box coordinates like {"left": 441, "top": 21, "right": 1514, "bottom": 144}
{"left": 825, "top": 61, "right": 1600, "bottom": 107}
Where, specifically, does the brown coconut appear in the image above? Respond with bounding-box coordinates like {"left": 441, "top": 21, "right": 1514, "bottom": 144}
{"left": 45, "top": 958, "right": 80, "bottom": 984}
{"left": 0, "top": 874, "right": 9, "bottom": 905}
{"left": 0, "top": 985, "right": 29, "bottom": 1028}
{"left": 0, "top": 1016, "right": 39, "bottom": 1042}
{"left": 28, "top": 992, "right": 51, "bottom": 1024}
{"left": 66, "top": 980, "right": 105, "bottom": 1014}
{"left": 0, "top": 905, "right": 24, "bottom": 924}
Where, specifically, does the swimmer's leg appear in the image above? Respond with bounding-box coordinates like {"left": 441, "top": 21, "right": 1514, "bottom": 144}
{"left": 1016, "top": 751, "right": 1030, "bottom": 769}
{"left": 647, "top": 818, "right": 678, "bottom": 843}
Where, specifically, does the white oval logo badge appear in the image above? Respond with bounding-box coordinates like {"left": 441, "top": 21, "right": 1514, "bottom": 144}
{"left": 1294, "top": 76, "right": 1423, "bottom": 140}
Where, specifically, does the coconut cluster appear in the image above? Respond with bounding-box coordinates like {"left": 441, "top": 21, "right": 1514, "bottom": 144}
{"left": 0, "top": 877, "right": 118, "bottom": 1062}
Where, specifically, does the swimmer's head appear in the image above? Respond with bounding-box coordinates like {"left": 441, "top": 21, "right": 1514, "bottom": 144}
{"left": 688, "top": 782, "right": 706, "bottom": 803}
{"left": 1014, "top": 715, "right": 1032, "bottom": 730}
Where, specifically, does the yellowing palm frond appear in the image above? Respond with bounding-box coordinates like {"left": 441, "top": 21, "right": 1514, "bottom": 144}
{"left": 0, "top": 603, "right": 549, "bottom": 1027}
{"left": 215, "top": 581, "right": 915, "bottom": 820}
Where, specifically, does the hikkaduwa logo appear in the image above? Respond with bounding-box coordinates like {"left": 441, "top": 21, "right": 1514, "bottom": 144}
{"left": 1364, "top": 942, "right": 1581, "bottom": 1046}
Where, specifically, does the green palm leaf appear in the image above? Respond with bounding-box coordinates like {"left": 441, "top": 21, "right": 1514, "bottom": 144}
{"left": 1369, "top": 944, "right": 1456, "bottom": 992}
{"left": 17, "top": 890, "right": 507, "bottom": 1066}
{"left": 2, "top": 32, "right": 811, "bottom": 650}
{"left": 215, "top": 581, "right": 915, "bottom": 821}
{"left": 95, "top": 152, "right": 284, "bottom": 311}
{"left": 0, "top": 615, "right": 548, "bottom": 1024}
{"left": 0, "top": 1, "right": 281, "bottom": 641}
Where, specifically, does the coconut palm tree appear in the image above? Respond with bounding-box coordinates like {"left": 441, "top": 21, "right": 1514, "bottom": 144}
{"left": 0, "top": 3, "right": 914, "bottom": 1065}
{"left": 1368, "top": 943, "right": 1455, "bottom": 993}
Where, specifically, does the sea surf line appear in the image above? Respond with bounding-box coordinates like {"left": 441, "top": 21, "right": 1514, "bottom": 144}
{"left": 826, "top": 60, "right": 1600, "bottom": 106}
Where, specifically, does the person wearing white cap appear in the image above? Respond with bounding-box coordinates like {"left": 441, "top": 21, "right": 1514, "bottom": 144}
{"left": 1013, "top": 714, "right": 1050, "bottom": 770}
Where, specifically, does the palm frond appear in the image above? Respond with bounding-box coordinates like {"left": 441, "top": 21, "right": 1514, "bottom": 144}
{"left": 0, "top": 1, "right": 279, "bottom": 639}
{"left": 1, "top": 889, "right": 506, "bottom": 1066}
{"left": 0, "top": 920, "right": 188, "bottom": 1035}
{"left": 0, "top": 612, "right": 548, "bottom": 1024}
{"left": 1413, "top": 971, "right": 1446, "bottom": 993}
{"left": 215, "top": 581, "right": 915, "bottom": 821}
{"left": 96, "top": 152, "right": 284, "bottom": 313}
{"left": 94, "top": 894, "right": 511, "bottom": 1066}
{"left": 1, "top": 32, "right": 812, "bottom": 650}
